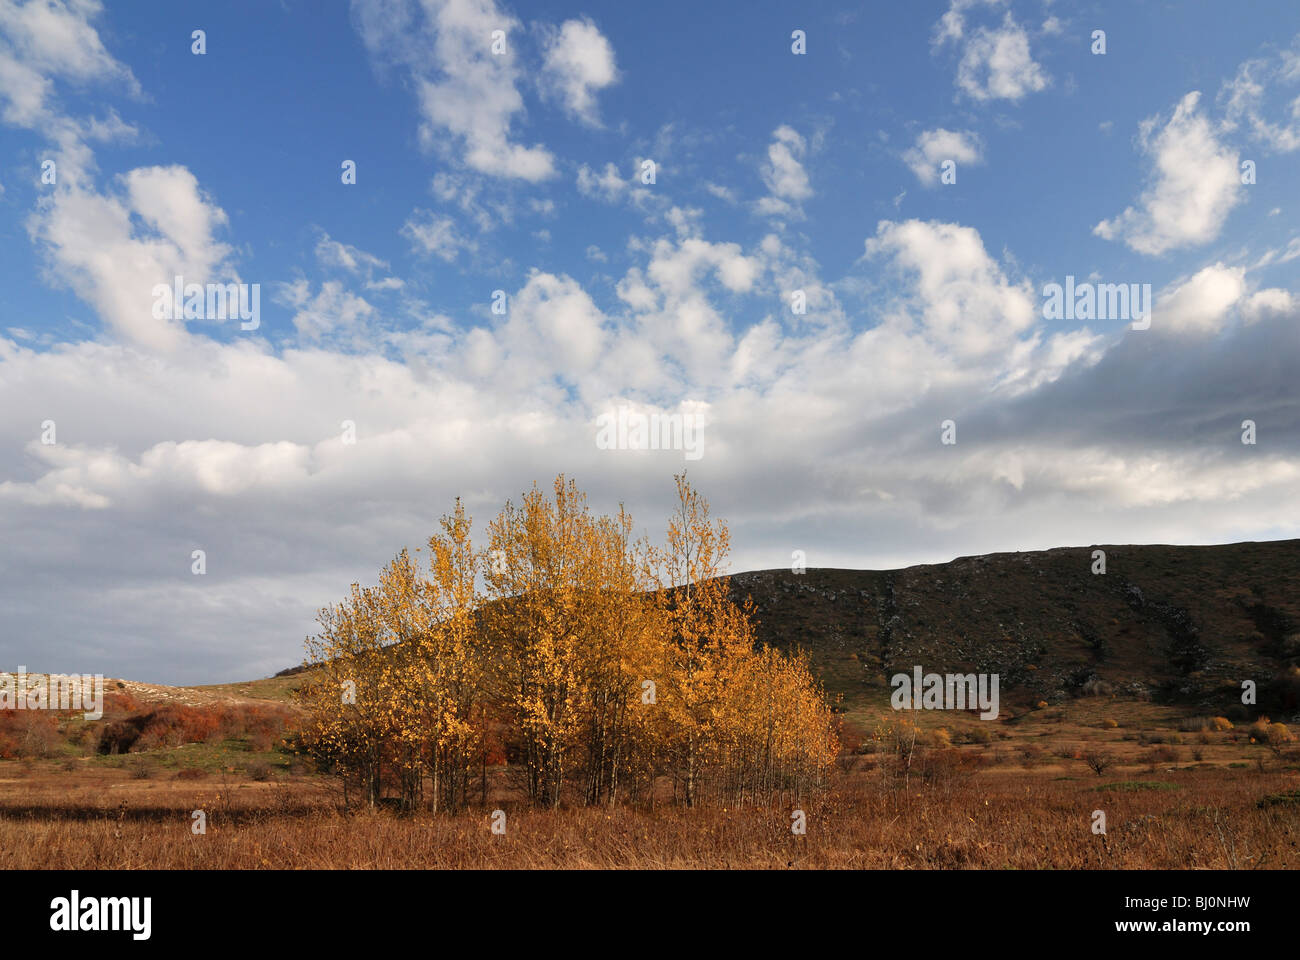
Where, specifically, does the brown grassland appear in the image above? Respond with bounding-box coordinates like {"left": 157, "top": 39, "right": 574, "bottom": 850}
{"left": 4, "top": 489, "right": 1297, "bottom": 870}
{"left": 2, "top": 699, "right": 1297, "bottom": 869}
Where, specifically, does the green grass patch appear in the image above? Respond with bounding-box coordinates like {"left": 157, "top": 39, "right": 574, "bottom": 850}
{"left": 1257, "top": 790, "right": 1300, "bottom": 809}
{"left": 80, "top": 737, "right": 291, "bottom": 774}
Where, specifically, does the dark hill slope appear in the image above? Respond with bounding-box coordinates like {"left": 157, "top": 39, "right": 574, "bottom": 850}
{"left": 728, "top": 540, "right": 1300, "bottom": 714}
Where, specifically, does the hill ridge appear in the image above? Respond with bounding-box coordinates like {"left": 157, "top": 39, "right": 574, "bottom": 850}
{"left": 725, "top": 539, "right": 1300, "bottom": 716}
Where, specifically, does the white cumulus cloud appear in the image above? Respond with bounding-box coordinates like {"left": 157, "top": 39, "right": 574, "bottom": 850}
{"left": 538, "top": 17, "right": 619, "bottom": 126}
{"left": 1094, "top": 92, "right": 1242, "bottom": 256}
{"left": 903, "top": 128, "right": 983, "bottom": 186}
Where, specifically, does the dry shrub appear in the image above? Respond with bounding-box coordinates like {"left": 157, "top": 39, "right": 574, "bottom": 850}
{"left": 1141, "top": 745, "right": 1179, "bottom": 768}
{"left": 1081, "top": 751, "right": 1116, "bottom": 776}
{"left": 133, "top": 728, "right": 164, "bottom": 752}
{"left": 1266, "top": 722, "right": 1293, "bottom": 747}
{"left": 916, "top": 747, "right": 980, "bottom": 793}
{"left": 102, "top": 691, "right": 142, "bottom": 714}
{"left": 870, "top": 716, "right": 922, "bottom": 786}
{"left": 96, "top": 719, "right": 141, "bottom": 755}
{"left": 959, "top": 725, "right": 992, "bottom": 745}
{"left": 13, "top": 712, "right": 58, "bottom": 758}
{"left": 63, "top": 724, "right": 94, "bottom": 748}
{"left": 1249, "top": 718, "right": 1273, "bottom": 743}
{"left": 1019, "top": 743, "right": 1044, "bottom": 769}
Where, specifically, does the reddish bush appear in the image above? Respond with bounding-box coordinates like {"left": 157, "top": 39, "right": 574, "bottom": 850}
{"left": 102, "top": 691, "right": 143, "bottom": 716}
{"left": 95, "top": 701, "right": 295, "bottom": 753}
{"left": 0, "top": 710, "right": 58, "bottom": 758}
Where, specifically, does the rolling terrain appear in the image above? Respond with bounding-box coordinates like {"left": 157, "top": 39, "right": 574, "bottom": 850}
{"left": 730, "top": 539, "right": 1300, "bottom": 722}
{"left": 2, "top": 539, "right": 1298, "bottom": 869}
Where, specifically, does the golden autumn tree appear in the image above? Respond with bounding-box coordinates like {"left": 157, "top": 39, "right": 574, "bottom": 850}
{"left": 374, "top": 548, "right": 437, "bottom": 809}
{"left": 572, "top": 506, "right": 663, "bottom": 806}
{"left": 299, "top": 580, "right": 404, "bottom": 809}
{"left": 651, "top": 473, "right": 760, "bottom": 806}
{"left": 300, "top": 472, "right": 838, "bottom": 812}
{"left": 484, "top": 477, "right": 595, "bottom": 807}
{"left": 409, "top": 498, "right": 489, "bottom": 813}
{"left": 723, "top": 646, "right": 839, "bottom": 803}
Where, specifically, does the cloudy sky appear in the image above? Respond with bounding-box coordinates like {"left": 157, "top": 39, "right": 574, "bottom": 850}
{"left": 1, "top": 0, "right": 1298, "bottom": 684}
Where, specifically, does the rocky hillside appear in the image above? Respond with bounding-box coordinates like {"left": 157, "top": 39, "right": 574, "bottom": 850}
{"left": 728, "top": 540, "right": 1300, "bottom": 714}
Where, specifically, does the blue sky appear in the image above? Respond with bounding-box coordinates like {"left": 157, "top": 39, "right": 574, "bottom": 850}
{"left": 4, "top": 0, "right": 1295, "bottom": 347}
{"left": 2, "top": 0, "right": 1299, "bottom": 683}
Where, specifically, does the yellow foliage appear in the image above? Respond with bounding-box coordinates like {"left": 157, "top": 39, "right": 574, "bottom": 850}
{"left": 298, "top": 474, "right": 838, "bottom": 811}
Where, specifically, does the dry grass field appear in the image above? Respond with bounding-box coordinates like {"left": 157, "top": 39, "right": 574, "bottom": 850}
{"left": 2, "top": 704, "right": 1297, "bottom": 869}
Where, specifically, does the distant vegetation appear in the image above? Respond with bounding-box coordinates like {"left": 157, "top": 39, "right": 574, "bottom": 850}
{"left": 0, "top": 691, "right": 293, "bottom": 762}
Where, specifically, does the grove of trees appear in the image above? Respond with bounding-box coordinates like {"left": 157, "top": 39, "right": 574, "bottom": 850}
{"left": 298, "top": 474, "right": 839, "bottom": 812}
